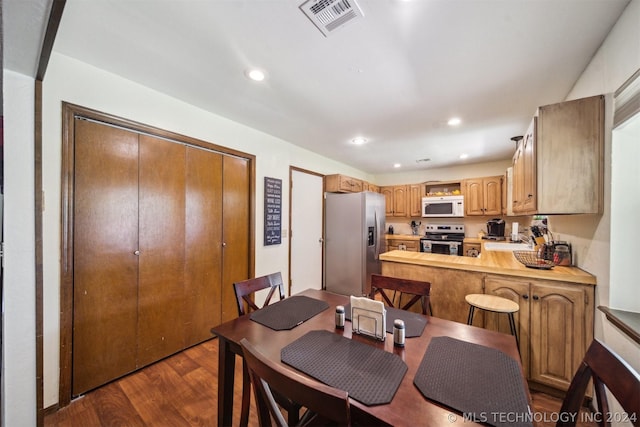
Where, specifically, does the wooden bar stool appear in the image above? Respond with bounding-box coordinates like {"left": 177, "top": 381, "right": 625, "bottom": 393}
{"left": 465, "top": 294, "right": 520, "bottom": 350}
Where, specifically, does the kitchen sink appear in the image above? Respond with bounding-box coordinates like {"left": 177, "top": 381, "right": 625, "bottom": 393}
{"left": 483, "top": 242, "right": 532, "bottom": 251}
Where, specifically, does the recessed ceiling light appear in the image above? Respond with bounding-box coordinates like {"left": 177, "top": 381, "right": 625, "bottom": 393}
{"left": 448, "top": 117, "right": 462, "bottom": 126}
{"left": 460, "top": 153, "right": 469, "bottom": 159}
{"left": 393, "top": 163, "right": 402, "bottom": 168}
{"left": 245, "top": 68, "right": 266, "bottom": 81}
{"left": 351, "top": 137, "right": 368, "bottom": 145}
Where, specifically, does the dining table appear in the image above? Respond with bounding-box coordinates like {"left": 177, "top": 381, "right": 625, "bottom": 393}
{"left": 210, "top": 288, "right": 531, "bottom": 427}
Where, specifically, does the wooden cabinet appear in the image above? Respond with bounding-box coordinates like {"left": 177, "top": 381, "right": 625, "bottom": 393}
{"left": 408, "top": 184, "right": 424, "bottom": 217}
{"left": 512, "top": 95, "right": 604, "bottom": 215}
{"left": 463, "top": 242, "right": 481, "bottom": 257}
{"left": 484, "top": 275, "right": 594, "bottom": 392}
{"left": 386, "top": 238, "right": 419, "bottom": 252}
{"left": 325, "top": 174, "right": 363, "bottom": 193}
{"left": 512, "top": 118, "right": 537, "bottom": 214}
{"left": 363, "top": 182, "right": 380, "bottom": 193}
{"left": 381, "top": 185, "right": 408, "bottom": 217}
{"left": 464, "top": 176, "right": 502, "bottom": 216}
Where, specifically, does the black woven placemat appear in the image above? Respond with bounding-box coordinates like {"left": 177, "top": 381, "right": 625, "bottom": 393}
{"left": 250, "top": 296, "right": 329, "bottom": 330}
{"left": 281, "top": 330, "right": 407, "bottom": 406}
{"left": 414, "top": 336, "right": 532, "bottom": 427}
{"left": 344, "top": 303, "right": 427, "bottom": 337}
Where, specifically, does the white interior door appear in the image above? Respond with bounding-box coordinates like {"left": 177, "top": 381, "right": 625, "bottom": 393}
{"left": 290, "top": 169, "right": 324, "bottom": 295}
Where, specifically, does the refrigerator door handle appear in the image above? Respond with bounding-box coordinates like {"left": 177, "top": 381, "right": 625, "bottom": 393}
{"left": 374, "top": 210, "right": 379, "bottom": 259}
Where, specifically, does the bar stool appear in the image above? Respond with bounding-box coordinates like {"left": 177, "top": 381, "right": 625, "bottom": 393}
{"left": 465, "top": 294, "right": 520, "bottom": 350}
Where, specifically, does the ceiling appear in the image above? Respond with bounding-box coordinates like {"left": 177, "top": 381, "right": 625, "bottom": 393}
{"left": 4, "top": 0, "right": 631, "bottom": 174}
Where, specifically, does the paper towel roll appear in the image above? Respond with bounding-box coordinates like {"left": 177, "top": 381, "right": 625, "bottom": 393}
{"left": 512, "top": 222, "right": 519, "bottom": 240}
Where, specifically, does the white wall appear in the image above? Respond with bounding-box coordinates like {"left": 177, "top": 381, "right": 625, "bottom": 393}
{"left": 2, "top": 70, "right": 38, "bottom": 426}
{"left": 40, "top": 52, "right": 376, "bottom": 407}
{"left": 555, "top": 0, "right": 640, "bottom": 371}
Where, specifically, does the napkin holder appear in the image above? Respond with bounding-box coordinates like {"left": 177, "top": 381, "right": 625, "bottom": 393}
{"left": 350, "top": 296, "right": 386, "bottom": 341}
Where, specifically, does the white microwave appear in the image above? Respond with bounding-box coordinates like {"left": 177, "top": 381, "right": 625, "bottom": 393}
{"left": 421, "top": 195, "right": 464, "bottom": 217}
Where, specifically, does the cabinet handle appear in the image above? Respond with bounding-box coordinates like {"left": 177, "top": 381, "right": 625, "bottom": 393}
{"left": 528, "top": 194, "right": 533, "bottom": 198}
{"left": 532, "top": 295, "right": 539, "bottom": 300}
{"left": 133, "top": 250, "right": 140, "bottom": 256}
{"left": 222, "top": 242, "right": 227, "bottom": 247}
{"left": 522, "top": 294, "right": 528, "bottom": 300}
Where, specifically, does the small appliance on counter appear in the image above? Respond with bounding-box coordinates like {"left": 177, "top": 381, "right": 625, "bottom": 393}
{"left": 539, "top": 241, "right": 572, "bottom": 266}
{"left": 484, "top": 218, "right": 506, "bottom": 240}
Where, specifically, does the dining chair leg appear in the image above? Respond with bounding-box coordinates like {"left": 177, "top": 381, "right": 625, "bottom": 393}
{"left": 240, "top": 359, "right": 251, "bottom": 427}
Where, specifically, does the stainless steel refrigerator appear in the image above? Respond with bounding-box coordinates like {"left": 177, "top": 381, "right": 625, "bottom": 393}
{"left": 324, "top": 191, "right": 386, "bottom": 296}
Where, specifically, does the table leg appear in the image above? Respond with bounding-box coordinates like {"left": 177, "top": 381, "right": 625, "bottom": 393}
{"left": 217, "top": 337, "right": 236, "bottom": 427}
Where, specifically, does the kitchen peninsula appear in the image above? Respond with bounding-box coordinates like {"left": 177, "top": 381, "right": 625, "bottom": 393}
{"left": 380, "top": 247, "right": 596, "bottom": 394}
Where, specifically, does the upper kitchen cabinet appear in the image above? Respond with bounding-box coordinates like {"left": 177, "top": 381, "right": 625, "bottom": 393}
{"left": 381, "top": 185, "right": 408, "bottom": 217}
{"left": 512, "top": 95, "right": 604, "bottom": 215}
{"left": 325, "top": 174, "right": 363, "bottom": 193}
{"left": 363, "top": 181, "right": 380, "bottom": 193}
{"left": 408, "top": 184, "right": 424, "bottom": 217}
{"left": 464, "top": 176, "right": 502, "bottom": 216}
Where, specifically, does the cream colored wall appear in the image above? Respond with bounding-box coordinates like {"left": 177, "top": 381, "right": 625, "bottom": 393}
{"left": 553, "top": 0, "right": 640, "bottom": 373}
{"left": 40, "top": 52, "right": 373, "bottom": 407}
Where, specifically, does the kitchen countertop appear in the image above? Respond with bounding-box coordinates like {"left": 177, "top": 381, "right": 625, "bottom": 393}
{"left": 379, "top": 249, "right": 596, "bottom": 285}
{"left": 385, "top": 234, "right": 422, "bottom": 240}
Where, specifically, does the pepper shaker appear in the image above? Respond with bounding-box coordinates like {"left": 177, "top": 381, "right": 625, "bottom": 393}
{"left": 393, "top": 319, "right": 405, "bottom": 347}
{"left": 335, "top": 305, "right": 345, "bottom": 329}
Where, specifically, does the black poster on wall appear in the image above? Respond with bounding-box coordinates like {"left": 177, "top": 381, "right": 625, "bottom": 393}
{"left": 264, "top": 177, "right": 282, "bottom": 246}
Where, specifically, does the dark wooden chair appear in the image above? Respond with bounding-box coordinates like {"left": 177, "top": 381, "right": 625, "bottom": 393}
{"left": 369, "top": 274, "right": 431, "bottom": 315}
{"left": 233, "top": 272, "right": 300, "bottom": 426}
{"left": 240, "top": 338, "right": 351, "bottom": 427}
{"left": 557, "top": 339, "right": 640, "bottom": 427}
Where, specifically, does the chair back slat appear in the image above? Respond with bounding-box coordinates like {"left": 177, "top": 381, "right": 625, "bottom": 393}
{"left": 370, "top": 274, "right": 431, "bottom": 315}
{"left": 558, "top": 339, "right": 640, "bottom": 427}
{"left": 233, "top": 272, "right": 285, "bottom": 316}
{"left": 241, "top": 338, "right": 351, "bottom": 427}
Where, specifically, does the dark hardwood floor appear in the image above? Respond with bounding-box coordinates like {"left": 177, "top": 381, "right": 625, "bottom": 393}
{"left": 45, "top": 338, "right": 595, "bottom": 426}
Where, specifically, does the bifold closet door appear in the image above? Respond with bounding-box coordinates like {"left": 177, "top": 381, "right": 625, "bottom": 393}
{"left": 184, "top": 147, "right": 223, "bottom": 345}
{"left": 137, "top": 135, "right": 186, "bottom": 366}
{"left": 220, "top": 155, "right": 251, "bottom": 323}
{"left": 73, "top": 119, "right": 139, "bottom": 396}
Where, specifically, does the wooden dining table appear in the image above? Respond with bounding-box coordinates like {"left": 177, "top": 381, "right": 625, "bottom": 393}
{"left": 210, "top": 288, "right": 530, "bottom": 427}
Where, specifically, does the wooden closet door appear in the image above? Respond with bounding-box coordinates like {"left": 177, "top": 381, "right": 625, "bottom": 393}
{"left": 73, "top": 119, "right": 139, "bottom": 396}
{"left": 137, "top": 135, "right": 186, "bottom": 366}
{"left": 184, "top": 147, "right": 223, "bottom": 345}
{"left": 221, "top": 155, "right": 251, "bottom": 323}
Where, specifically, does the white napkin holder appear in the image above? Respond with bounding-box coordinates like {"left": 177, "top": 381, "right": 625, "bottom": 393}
{"left": 350, "top": 295, "right": 386, "bottom": 341}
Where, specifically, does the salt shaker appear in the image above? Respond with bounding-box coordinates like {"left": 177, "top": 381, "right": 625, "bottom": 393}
{"left": 393, "top": 319, "right": 405, "bottom": 347}
{"left": 335, "top": 305, "right": 345, "bottom": 329}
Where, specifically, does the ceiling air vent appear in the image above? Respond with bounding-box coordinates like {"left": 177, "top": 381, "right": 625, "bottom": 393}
{"left": 299, "top": 0, "right": 364, "bottom": 37}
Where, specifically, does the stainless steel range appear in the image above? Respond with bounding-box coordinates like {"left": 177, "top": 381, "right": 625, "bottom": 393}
{"left": 420, "top": 224, "right": 465, "bottom": 256}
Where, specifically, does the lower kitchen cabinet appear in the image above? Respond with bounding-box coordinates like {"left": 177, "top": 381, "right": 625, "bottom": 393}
{"left": 484, "top": 275, "right": 594, "bottom": 393}
{"left": 386, "top": 238, "right": 419, "bottom": 252}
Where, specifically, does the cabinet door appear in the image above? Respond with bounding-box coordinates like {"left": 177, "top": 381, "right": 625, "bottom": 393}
{"left": 521, "top": 119, "right": 537, "bottom": 213}
{"left": 138, "top": 135, "right": 187, "bottom": 366}
{"left": 392, "top": 186, "right": 408, "bottom": 217}
{"left": 408, "top": 184, "right": 423, "bottom": 217}
{"left": 483, "top": 176, "right": 502, "bottom": 215}
{"left": 537, "top": 95, "right": 604, "bottom": 214}
{"left": 484, "top": 276, "right": 530, "bottom": 377}
{"left": 381, "top": 186, "right": 394, "bottom": 216}
{"left": 185, "top": 147, "right": 223, "bottom": 345}
{"left": 72, "top": 120, "right": 140, "bottom": 396}
{"left": 465, "top": 179, "right": 484, "bottom": 215}
{"left": 529, "top": 282, "right": 586, "bottom": 391}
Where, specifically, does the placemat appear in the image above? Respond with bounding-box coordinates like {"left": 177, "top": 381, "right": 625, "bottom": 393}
{"left": 250, "top": 296, "right": 329, "bottom": 330}
{"left": 344, "top": 303, "right": 428, "bottom": 337}
{"left": 414, "top": 336, "right": 532, "bottom": 427}
{"left": 281, "top": 330, "right": 407, "bottom": 406}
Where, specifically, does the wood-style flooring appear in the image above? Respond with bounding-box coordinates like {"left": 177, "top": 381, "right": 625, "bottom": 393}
{"left": 44, "top": 338, "right": 595, "bottom": 427}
